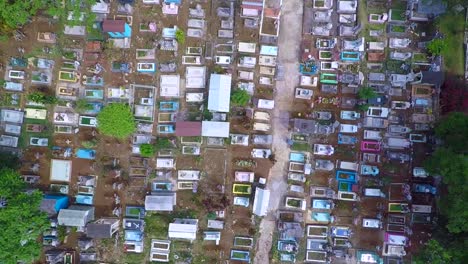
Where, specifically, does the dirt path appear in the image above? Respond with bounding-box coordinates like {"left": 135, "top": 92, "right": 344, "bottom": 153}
{"left": 254, "top": 0, "right": 304, "bottom": 263}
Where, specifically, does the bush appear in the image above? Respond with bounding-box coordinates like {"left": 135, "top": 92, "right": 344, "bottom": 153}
{"left": 154, "top": 138, "right": 172, "bottom": 151}
{"left": 175, "top": 29, "right": 185, "bottom": 44}
{"left": 427, "top": 38, "right": 447, "bottom": 56}
{"left": 75, "top": 99, "right": 94, "bottom": 112}
{"left": 81, "top": 139, "right": 98, "bottom": 149}
{"left": 356, "top": 103, "right": 370, "bottom": 111}
{"left": 231, "top": 89, "right": 251, "bottom": 107}
{"left": 139, "top": 143, "right": 155, "bottom": 157}
{"left": 27, "top": 92, "right": 58, "bottom": 105}
{"left": 96, "top": 103, "right": 135, "bottom": 139}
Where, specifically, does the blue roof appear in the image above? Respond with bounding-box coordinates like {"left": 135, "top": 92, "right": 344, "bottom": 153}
{"left": 43, "top": 195, "right": 69, "bottom": 213}
{"left": 125, "top": 230, "right": 144, "bottom": 241}
{"left": 260, "top": 45, "right": 278, "bottom": 56}
{"left": 165, "top": 0, "right": 181, "bottom": 4}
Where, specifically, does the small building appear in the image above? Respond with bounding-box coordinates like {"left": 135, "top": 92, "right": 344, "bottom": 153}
{"left": 208, "top": 74, "right": 232, "bottom": 112}
{"left": 201, "top": 121, "right": 230, "bottom": 138}
{"left": 0, "top": 109, "right": 24, "bottom": 124}
{"left": 40, "top": 195, "right": 69, "bottom": 216}
{"left": 168, "top": 219, "right": 199, "bottom": 242}
{"left": 57, "top": 205, "right": 95, "bottom": 227}
{"left": 145, "top": 192, "right": 176, "bottom": 212}
{"left": 408, "top": 0, "right": 446, "bottom": 22}
{"left": 102, "top": 20, "right": 132, "bottom": 38}
{"left": 185, "top": 66, "right": 206, "bottom": 89}
{"left": 241, "top": 0, "right": 264, "bottom": 18}
{"left": 50, "top": 159, "right": 72, "bottom": 182}
{"left": 175, "top": 121, "right": 202, "bottom": 137}
{"left": 86, "top": 218, "right": 120, "bottom": 238}
{"left": 253, "top": 188, "right": 270, "bottom": 216}
{"left": 160, "top": 75, "right": 181, "bottom": 97}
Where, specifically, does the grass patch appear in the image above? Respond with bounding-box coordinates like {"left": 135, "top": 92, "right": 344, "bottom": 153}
{"left": 437, "top": 13, "right": 465, "bottom": 75}
{"left": 413, "top": 52, "right": 429, "bottom": 63}
{"left": 291, "top": 142, "right": 309, "bottom": 151}
{"left": 18, "top": 118, "right": 53, "bottom": 148}
{"left": 390, "top": 9, "right": 406, "bottom": 21}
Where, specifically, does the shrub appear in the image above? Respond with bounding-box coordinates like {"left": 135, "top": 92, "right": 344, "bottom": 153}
{"left": 81, "top": 139, "right": 98, "bottom": 149}
{"left": 231, "top": 89, "right": 251, "bottom": 107}
{"left": 139, "top": 143, "right": 155, "bottom": 157}
{"left": 175, "top": 29, "right": 185, "bottom": 44}
{"left": 97, "top": 103, "right": 135, "bottom": 139}
{"left": 427, "top": 38, "right": 447, "bottom": 55}
{"left": 357, "top": 87, "right": 377, "bottom": 100}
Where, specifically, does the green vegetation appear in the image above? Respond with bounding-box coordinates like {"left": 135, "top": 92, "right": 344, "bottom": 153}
{"left": 139, "top": 143, "right": 155, "bottom": 157}
{"left": 154, "top": 138, "right": 173, "bottom": 152}
{"left": 424, "top": 113, "right": 468, "bottom": 234}
{"left": 390, "top": 9, "right": 406, "bottom": 21}
{"left": 75, "top": 99, "right": 94, "bottom": 112}
{"left": 81, "top": 139, "right": 98, "bottom": 149}
{"left": 0, "top": 168, "right": 49, "bottom": 263}
{"left": 427, "top": 39, "right": 448, "bottom": 55}
{"left": 0, "top": 153, "right": 19, "bottom": 170}
{"left": 417, "top": 112, "right": 468, "bottom": 264}
{"left": 231, "top": 89, "right": 251, "bottom": 107}
{"left": 357, "top": 87, "right": 377, "bottom": 100}
{"left": 356, "top": 103, "right": 370, "bottom": 111}
{"left": 291, "top": 142, "right": 309, "bottom": 151}
{"left": 175, "top": 29, "right": 185, "bottom": 44}
{"left": 436, "top": 12, "right": 465, "bottom": 75}
{"left": 97, "top": 103, "right": 135, "bottom": 139}
{"left": 27, "top": 92, "right": 58, "bottom": 105}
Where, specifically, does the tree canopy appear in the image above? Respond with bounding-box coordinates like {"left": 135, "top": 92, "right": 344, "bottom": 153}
{"left": 424, "top": 112, "right": 468, "bottom": 233}
{"left": 97, "top": 103, "right": 136, "bottom": 139}
{"left": 0, "top": 168, "right": 49, "bottom": 263}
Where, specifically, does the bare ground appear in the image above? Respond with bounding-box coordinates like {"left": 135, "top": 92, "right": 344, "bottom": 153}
{"left": 254, "top": 0, "right": 304, "bottom": 263}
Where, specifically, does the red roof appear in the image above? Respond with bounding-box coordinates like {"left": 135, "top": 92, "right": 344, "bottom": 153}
{"left": 175, "top": 121, "right": 202, "bottom": 136}
{"left": 102, "top": 20, "right": 125, "bottom": 33}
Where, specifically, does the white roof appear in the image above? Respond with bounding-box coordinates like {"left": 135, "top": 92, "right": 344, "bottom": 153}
{"left": 208, "top": 74, "right": 232, "bottom": 112}
{"left": 50, "top": 159, "right": 72, "bottom": 182}
{"left": 1, "top": 109, "right": 24, "bottom": 124}
{"left": 253, "top": 188, "right": 270, "bottom": 216}
{"left": 201, "top": 121, "right": 230, "bottom": 138}
{"left": 160, "top": 75, "right": 181, "bottom": 97}
{"left": 185, "top": 66, "right": 206, "bottom": 89}
{"left": 156, "top": 158, "right": 175, "bottom": 168}
{"left": 238, "top": 42, "right": 257, "bottom": 53}
{"left": 145, "top": 193, "right": 176, "bottom": 211}
{"left": 168, "top": 223, "right": 198, "bottom": 240}
{"left": 257, "top": 99, "right": 275, "bottom": 109}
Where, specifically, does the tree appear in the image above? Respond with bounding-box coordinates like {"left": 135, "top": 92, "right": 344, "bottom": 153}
{"left": 357, "top": 87, "right": 377, "bottom": 100}
{"left": 96, "top": 103, "right": 135, "bottom": 139}
{"left": 175, "top": 29, "right": 185, "bottom": 44}
{"left": 427, "top": 38, "right": 448, "bottom": 55}
{"left": 423, "top": 113, "right": 468, "bottom": 233}
{"left": 231, "top": 89, "right": 251, "bottom": 107}
{"left": 0, "top": 168, "right": 49, "bottom": 263}
{"left": 413, "top": 239, "right": 453, "bottom": 264}
{"left": 0, "top": 152, "right": 19, "bottom": 170}
{"left": 434, "top": 112, "right": 468, "bottom": 152}
{"left": 139, "top": 143, "right": 155, "bottom": 157}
